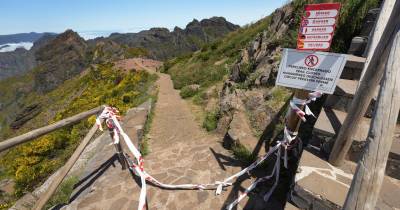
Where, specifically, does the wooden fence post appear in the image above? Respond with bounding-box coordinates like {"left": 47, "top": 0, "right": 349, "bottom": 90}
{"left": 33, "top": 123, "right": 99, "bottom": 210}
{"left": 343, "top": 29, "right": 400, "bottom": 210}
{"left": 0, "top": 105, "right": 104, "bottom": 152}
{"left": 328, "top": 1, "right": 400, "bottom": 166}
{"left": 286, "top": 90, "right": 309, "bottom": 134}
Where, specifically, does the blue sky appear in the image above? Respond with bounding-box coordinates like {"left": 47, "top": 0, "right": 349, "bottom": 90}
{"left": 1, "top": 0, "right": 287, "bottom": 39}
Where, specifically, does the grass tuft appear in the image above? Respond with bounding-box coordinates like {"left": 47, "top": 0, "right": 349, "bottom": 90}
{"left": 231, "top": 143, "right": 257, "bottom": 165}
{"left": 179, "top": 86, "right": 199, "bottom": 98}
{"left": 44, "top": 176, "right": 79, "bottom": 209}
{"left": 202, "top": 110, "right": 220, "bottom": 132}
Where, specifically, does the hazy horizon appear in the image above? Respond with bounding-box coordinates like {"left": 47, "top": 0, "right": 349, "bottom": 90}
{"left": 1, "top": 0, "right": 287, "bottom": 38}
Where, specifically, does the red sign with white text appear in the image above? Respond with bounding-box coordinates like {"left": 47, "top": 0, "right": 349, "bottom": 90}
{"left": 297, "top": 3, "right": 341, "bottom": 51}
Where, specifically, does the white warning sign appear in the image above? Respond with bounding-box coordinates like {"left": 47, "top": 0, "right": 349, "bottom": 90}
{"left": 276, "top": 48, "right": 347, "bottom": 94}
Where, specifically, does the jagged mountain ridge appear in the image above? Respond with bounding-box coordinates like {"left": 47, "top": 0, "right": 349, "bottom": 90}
{"left": 100, "top": 17, "right": 240, "bottom": 60}
{"left": 0, "top": 17, "right": 238, "bottom": 82}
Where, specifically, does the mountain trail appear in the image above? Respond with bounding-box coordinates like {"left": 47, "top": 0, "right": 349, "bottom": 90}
{"left": 62, "top": 59, "right": 248, "bottom": 210}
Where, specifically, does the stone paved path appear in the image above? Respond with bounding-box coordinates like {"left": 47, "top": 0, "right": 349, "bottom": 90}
{"left": 61, "top": 62, "right": 255, "bottom": 210}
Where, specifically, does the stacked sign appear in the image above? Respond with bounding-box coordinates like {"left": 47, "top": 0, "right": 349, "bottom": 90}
{"left": 297, "top": 3, "right": 341, "bottom": 51}
{"left": 276, "top": 3, "right": 347, "bottom": 94}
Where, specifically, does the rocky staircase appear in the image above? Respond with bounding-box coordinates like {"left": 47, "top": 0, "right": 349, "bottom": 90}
{"left": 287, "top": 55, "right": 400, "bottom": 209}
{"left": 287, "top": 7, "right": 400, "bottom": 207}
{"left": 310, "top": 55, "right": 400, "bottom": 173}
{"left": 290, "top": 47, "right": 400, "bottom": 209}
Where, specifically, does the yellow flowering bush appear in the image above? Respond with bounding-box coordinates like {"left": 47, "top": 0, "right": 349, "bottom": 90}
{"left": 0, "top": 62, "right": 157, "bottom": 197}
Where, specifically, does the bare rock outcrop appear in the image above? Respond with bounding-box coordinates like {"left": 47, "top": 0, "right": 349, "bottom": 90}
{"left": 217, "top": 4, "right": 295, "bottom": 152}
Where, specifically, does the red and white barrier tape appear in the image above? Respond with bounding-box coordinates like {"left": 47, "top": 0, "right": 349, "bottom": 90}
{"left": 95, "top": 91, "right": 321, "bottom": 210}
{"left": 97, "top": 107, "right": 227, "bottom": 210}
{"left": 289, "top": 91, "right": 322, "bottom": 122}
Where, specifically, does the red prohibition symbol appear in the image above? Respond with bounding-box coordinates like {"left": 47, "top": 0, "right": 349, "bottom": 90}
{"left": 305, "top": 55, "right": 319, "bottom": 67}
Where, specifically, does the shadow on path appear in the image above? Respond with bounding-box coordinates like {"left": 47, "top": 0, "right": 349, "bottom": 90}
{"left": 69, "top": 155, "right": 118, "bottom": 202}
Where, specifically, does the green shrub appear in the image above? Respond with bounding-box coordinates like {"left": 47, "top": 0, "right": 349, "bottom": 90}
{"left": 140, "top": 95, "right": 157, "bottom": 156}
{"left": 203, "top": 110, "right": 220, "bottom": 131}
{"left": 0, "top": 62, "right": 157, "bottom": 198}
{"left": 192, "top": 91, "right": 208, "bottom": 106}
{"left": 231, "top": 143, "right": 257, "bottom": 165}
{"left": 179, "top": 86, "right": 199, "bottom": 98}
{"left": 44, "top": 176, "right": 79, "bottom": 209}
{"left": 125, "top": 47, "right": 149, "bottom": 58}
{"left": 265, "top": 86, "right": 291, "bottom": 110}
{"left": 198, "top": 51, "right": 211, "bottom": 61}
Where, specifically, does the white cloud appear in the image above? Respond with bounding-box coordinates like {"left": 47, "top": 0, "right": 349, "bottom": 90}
{"left": 77, "top": 30, "right": 116, "bottom": 40}
{"left": 0, "top": 42, "right": 33, "bottom": 52}
{"left": 77, "top": 27, "right": 150, "bottom": 40}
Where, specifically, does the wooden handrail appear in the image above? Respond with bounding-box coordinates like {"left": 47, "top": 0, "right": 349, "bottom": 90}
{"left": 344, "top": 28, "right": 400, "bottom": 210}
{"left": 328, "top": 0, "right": 400, "bottom": 166}
{"left": 33, "top": 123, "right": 99, "bottom": 210}
{"left": 0, "top": 105, "right": 105, "bottom": 152}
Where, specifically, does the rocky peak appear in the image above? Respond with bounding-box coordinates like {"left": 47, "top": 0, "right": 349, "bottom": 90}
{"left": 106, "top": 17, "right": 239, "bottom": 60}
{"left": 34, "top": 29, "right": 89, "bottom": 93}
{"left": 173, "top": 26, "right": 183, "bottom": 33}
{"left": 35, "top": 29, "right": 87, "bottom": 62}
{"left": 186, "top": 19, "right": 200, "bottom": 28}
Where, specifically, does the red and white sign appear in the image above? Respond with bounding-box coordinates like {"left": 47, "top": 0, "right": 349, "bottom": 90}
{"left": 297, "top": 3, "right": 341, "bottom": 51}
{"left": 300, "top": 34, "right": 332, "bottom": 42}
{"left": 301, "top": 26, "right": 334, "bottom": 34}
{"left": 301, "top": 18, "right": 336, "bottom": 27}
{"left": 305, "top": 9, "right": 338, "bottom": 18}
{"left": 298, "top": 42, "right": 331, "bottom": 50}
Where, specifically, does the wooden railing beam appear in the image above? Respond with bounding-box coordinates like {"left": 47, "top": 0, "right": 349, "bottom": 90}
{"left": 0, "top": 105, "right": 105, "bottom": 152}
{"left": 33, "top": 123, "right": 99, "bottom": 210}
{"left": 344, "top": 29, "right": 400, "bottom": 210}
{"left": 328, "top": 1, "right": 400, "bottom": 166}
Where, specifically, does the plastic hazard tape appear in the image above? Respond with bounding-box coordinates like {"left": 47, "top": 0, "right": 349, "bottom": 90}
{"left": 289, "top": 91, "right": 322, "bottom": 121}
{"left": 95, "top": 91, "right": 320, "bottom": 210}
{"left": 97, "top": 107, "right": 227, "bottom": 210}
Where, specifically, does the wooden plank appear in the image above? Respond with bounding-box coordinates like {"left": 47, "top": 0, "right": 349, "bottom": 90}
{"left": 343, "top": 28, "right": 400, "bottom": 210}
{"left": 0, "top": 105, "right": 104, "bottom": 152}
{"left": 33, "top": 123, "right": 99, "bottom": 210}
{"left": 328, "top": 0, "right": 400, "bottom": 166}
{"left": 286, "top": 90, "right": 309, "bottom": 133}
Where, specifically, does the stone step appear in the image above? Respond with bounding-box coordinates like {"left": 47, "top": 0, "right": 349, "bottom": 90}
{"left": 345, "top": 54, "right": 366, "bottom": 69}
{"left": 312, "top": 108, "right": 400, "bottom": 180}
{"left": 341, "top": 55, "right": 366, "bottom": 80}
{"left": 314, "top": 108, "right": 370, "bottom": 142}
{"left": 333, "top": 79, "right": 358, "bottom": 97}
{"left": 324, "top": 79, "right": 376, "bottom": 115}
{"left": 291, "top": 150, "right": 400, "bottom": 209}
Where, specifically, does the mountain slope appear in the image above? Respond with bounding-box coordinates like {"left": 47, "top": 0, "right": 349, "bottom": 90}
{"left": 0, "top": 61, "right": 159, "bottom": 203}
{"left": 0, "top": 48, "right": 36, "bottom": 80}
{"left": 0, "top": 34, "right": 57, "bottom": 80}
{"left": 33, "top": 30, "right": 89, "bottom": 92}
{"left": 163, "top": 0, "right": 381, "bottom": 146}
